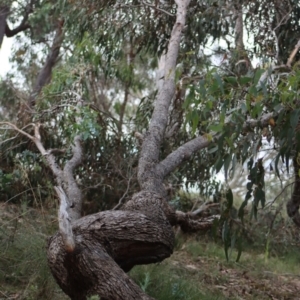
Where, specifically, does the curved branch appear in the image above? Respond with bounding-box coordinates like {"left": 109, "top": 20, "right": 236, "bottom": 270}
{"left": 0, "top": 121, "right": 63, "bottom": 180}
{"left": 157, "top": 109, "right": 279, "bottom": 179}
{"left": 142, "top": 1, "right": 175, "bottom": 17}
{"left": 156, "top": 134, "right": 210, "bottom": 178}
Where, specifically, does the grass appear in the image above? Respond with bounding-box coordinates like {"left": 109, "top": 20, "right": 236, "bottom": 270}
{"left": 130, "top": 264, "right": 227, "bottom": 300}
{"left": 0, "top": 203, "right": 68, "bottom": 300}
{"left": 1, "top": 203, "right": 300, "bottom": 300}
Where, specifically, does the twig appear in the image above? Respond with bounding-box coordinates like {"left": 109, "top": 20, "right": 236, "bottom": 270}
{"left": 141, "top": 1, "right": 175, "bottom": 17}
{"left": 265, "top": 181, "right": 295, "bottom": 208}
{"left": 263, "top": 271, "right": 300, "bottom": 278}
{"left": 113, "top": 176, "right": 133, "bottom": 210}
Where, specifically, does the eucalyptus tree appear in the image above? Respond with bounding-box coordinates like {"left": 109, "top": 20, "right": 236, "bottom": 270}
{"left": 2, "top": 0, "right": 300, "bottom": 299}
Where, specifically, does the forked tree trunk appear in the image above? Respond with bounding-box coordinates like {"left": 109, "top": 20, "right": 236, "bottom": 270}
{"left": 47, "top": 194, "right": 174, "bottom": 300}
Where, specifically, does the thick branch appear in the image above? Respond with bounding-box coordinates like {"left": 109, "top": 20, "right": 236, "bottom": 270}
{"left": 156, "top": 111, "right": 278, "bottom": 179}
{"left": 287, "top": 155, "right": 300, "bottom": 227}
{"left": 156, "top": 135, "right": 210, "bottom": 178}
{"left": 138, "top": 0, "right": 191, "bottom": 189}
{"left": 242, "top": 111, "right": 278, "bottom": 131}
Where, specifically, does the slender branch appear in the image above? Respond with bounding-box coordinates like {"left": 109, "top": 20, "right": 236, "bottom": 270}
{"left": 286, "top": 39, "right": 300, "bottom": 67}
{"left": 0, "top": 122, "right": 35, "bottom": 141}
{"left": 113, "top": 175, "right": 132, "bottom": 210}
{"left": 257, "top": 39, "right": 300, "bottom": 88}
{"left": 190, "top": 203, "right": 220, "bottom": 217}
{"left": 141, "top": 1, "right": 175, "bottom": 17}
{"left": 0, "top": 121, "right": 63, "bottom": 182}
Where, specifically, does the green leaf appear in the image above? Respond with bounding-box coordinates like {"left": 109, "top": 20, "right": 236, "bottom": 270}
{"left": 253, "top": 68, "right": 266, "bottom": 85}
{"left": 215, "top": 156, "right": 223, "bottom": 173}
{"left": 290, "top": 109, "right": 300, "bottom": 129}
{"left": 274, "top": 153, "right": 281, "bottom": 178}
{"left": 236, "top": 235, "right": 243, "bottom": 262}
{"left": 209, "top": 123, "right": 223, "bottom": 132}
{"left": 191, "top": 110, "right": 199, "bottom": 134}
{"left": 224, "top": 154, "right": 231, "bottom": 181}
{"left": 238, "top": 76, "right": 252, "bottom": 85}
{"left": 226, "top": 188, "right": 233, "bottom": 208}
{"left": 213, "top": 73, "right": 224, "bottom": 94}
{"left": 224, "top": 76, "right": 238, "bottom": 86}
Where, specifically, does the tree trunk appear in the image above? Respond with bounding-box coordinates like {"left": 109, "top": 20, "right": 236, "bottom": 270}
{"left": 44, "top": 1, "right": 196, "bottom": 298}
{"left": 47, "top": 198, "right": 174, "bottom": 299}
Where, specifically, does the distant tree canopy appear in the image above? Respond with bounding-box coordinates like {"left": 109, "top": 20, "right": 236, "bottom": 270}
{"left": 0, "top": 0, "right": 299, "bottom": 215}
{"left": 1, "top": 0, "right": 300, "bottom": 212}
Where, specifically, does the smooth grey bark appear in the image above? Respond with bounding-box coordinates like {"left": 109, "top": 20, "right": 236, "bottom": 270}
{"left": 138, "top": 0, "right": 191, "bottom": 194}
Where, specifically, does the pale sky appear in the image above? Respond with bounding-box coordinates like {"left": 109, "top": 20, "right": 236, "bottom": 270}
{"left": 0, "top": 37, "right": 13, "bottom": 77}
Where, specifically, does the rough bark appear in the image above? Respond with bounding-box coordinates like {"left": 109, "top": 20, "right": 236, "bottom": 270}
{"left": 47, "top": 209, "right": 173, "bottom": 299}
